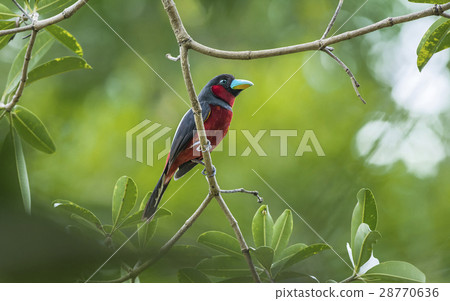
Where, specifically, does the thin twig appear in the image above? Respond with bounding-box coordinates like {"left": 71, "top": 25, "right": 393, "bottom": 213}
{"left": 322, "top": 0, "right": 344, "bottom": 40}
{"left": 166, "top": 53, "right": 180, "bottom": 61}
{"left": 95, "top": 193, "right": 215, "bottom": 283}
{"left": 322, "top": 47, "right": 366, "bottom": 104}
{"left": 4, "top": 30, "right": 38, "bottom": 111}
{"left": 221, "top": 188, "right": 263, "bottom": 203}
{"left": 0, "top": 0, "right": 91, "bottom": 37}
{"left": 12, "top": 0, "right": 32, "bottom": 21}
{"left": 213, "top": 194, "right": 261, "bottom": 283}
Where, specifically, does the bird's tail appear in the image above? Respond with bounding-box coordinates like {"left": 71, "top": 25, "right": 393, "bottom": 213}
{"left": 143, "top": 170, "right": 171, "bottom": 220}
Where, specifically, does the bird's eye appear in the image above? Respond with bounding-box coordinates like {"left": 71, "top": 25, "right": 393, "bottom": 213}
{"left": 219, "top": 79, "right": 227, "bottom": 85}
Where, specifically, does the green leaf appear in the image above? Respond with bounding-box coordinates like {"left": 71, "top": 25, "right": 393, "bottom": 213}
{"left": 27, "top": 57, "right": 91, "bottom": 85}
{"left": 0, "top": 21, "right": 15, "bottom": 51}
{"left": 351, "top": 188, "right": 377, "bottom": 250}
{"left": 36, "top": 0, "right": 75, "bottom": 15}
{"left": 352, "top": 223, "right": 381, "bottom": 272}
{"left": 275, "top": 271, "right": 319, "bottom": 283}
{"left": 408, "top": 0, "right": 448, "bottom": 4}
{"left": 119, "top": 208, "right": 171, "bottom": 229}
{"left": 4, "top": 31, "right": 54, "bottom": 97}
{"left": 416, "top": 17, "right": 450, "bottom": 71}
{"left": 252, "top": 205, "right": 274, "bottom": 247}
{"left": 11, "top": 105, "right": 56, "bottom": 154}
{"left": 284, "top": 243, "right": 330, "bottom": 268}
{"left": 362, "top": 261, "right": 426, "bottom": 283}
{"left": 198, "top": 231, "right": 242, "bottom": 257}
{"left": 138, "top": 219, "right": 157, "bottom": 249}
{"left": 271, "top": 209, "right": 293, "bottom": 259}
{"left": 112, "top": 176, "right": 137, "bottom": 230}
{"left": 0, "top": 4, "right": 18, "bottom": 20}
{"left": 52, "top": 200, "right": 104, "bottom": 233}
{"left": 250, "top": 246, "right": 274, "bottom": 272}
{"left": 168, "top": 245, "right": 211, "bottom": 267}
{"left": 11, "top": 125, "right": 31, "bottom": 214}
{"left": 45, "top": 25, "right": 83, "bottom": 56}
{"left": 219, "top": 276, "right": 254, "bottom": 283}
{"left": 178, "top": 268, "right": 211, "bottom": 283}
{"left": 70, "top": 214, "right": 104, "bottom": 235}
{"left": 271, "top": 243, "right": 307, "bottom": 275}
{"left": 197, "top": 255, "right": 250, "bottom": 278}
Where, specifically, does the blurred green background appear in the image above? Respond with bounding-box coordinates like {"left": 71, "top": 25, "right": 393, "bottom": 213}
{"left": 0, "top": 0, "right": 449, "bottom": 282}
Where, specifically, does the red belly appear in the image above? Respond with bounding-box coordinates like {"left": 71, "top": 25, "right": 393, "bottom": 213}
{"left": 165, "top": 105, "right": 233, "bottom": 182}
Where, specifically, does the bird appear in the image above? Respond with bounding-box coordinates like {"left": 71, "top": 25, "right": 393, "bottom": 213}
{"left": 142, "top": 74, "right": 253, "bottom": 220}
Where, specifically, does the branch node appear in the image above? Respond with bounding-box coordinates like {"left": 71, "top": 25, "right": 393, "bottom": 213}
{"left": 165, "top": 53, "right": 180, "bottom": 61}
{"left": 388, "top": 17, "right": 394, "bottom": 27}
{"left": 433, "top": 5, "right": 443, "bottom": 16}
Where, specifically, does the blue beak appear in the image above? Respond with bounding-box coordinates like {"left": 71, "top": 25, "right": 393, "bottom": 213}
{"left": 230, "top": 79, "right": 254, "bottom": 90}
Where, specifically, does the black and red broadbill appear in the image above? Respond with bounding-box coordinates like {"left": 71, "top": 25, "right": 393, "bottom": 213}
{"left": 143, "top": 74, "right": 253, "bottom": 220}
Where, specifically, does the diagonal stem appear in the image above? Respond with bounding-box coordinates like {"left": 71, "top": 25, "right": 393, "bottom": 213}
{"left": 322, "top": 0, "right": 344, "bottom": 40}
{"left": 5, "top": 29, "right": 38, "bottom": 111}
{"left": 322, "top": 47, "right": 366, "bottom": 104}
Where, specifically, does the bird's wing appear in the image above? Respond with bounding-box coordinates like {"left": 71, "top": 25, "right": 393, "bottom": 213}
{"left": 167, "top": 102, "right": 211, "bottom": 168}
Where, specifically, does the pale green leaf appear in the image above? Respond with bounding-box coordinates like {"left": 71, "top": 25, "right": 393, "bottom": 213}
{"left": 416, "top": 18, "right": 450, "bottom": 71}
{"left": 271, "top": 243, "right": 307, "bottom": 276}
{"left": 362, "top": 261, "right": 426, "bottom": 283}
{"left": 352, "top": 223, "right": 381, "bottom": 272}
{"left": 45, "top": 25, "right": 83, "bottom": 56}
{"left": 112, "top": 176, "right": 137, "bottom": 229}
{"left": 52, "top": 199, "right": 104, "bottom": 232}
{"left": 0, "top": 21, "right": 15, "bottom": 51}
{"left": 198, "top": 231, "right": 242, "bottom": 257}
{"left": 119, "top": 207, "right": 171, "bottom": 229}
{"left": 197, "top": 255, "right": 250, "bottom": 278}
{"left": 27, "top": 57, "right": 91, "bottom": 85}
{"left": 351, "top": 188, "right": 377, "bottom": 249}
{"left": 10, "top": 125, "right": 31, "bottom": 214}
{"left": 271, "top": 209, "right": 293, "bottom": 259}
{"left": 11, "top": 105, "right": 56, "bottom": 154}
{"left": 252, "top": 205, "right": 274, "bottom": 247}
{"left": 250, "top": 246, "right": 274, "bottom": 272}
{"left": 284, "top": 243, "right": 330, "bottom": 268}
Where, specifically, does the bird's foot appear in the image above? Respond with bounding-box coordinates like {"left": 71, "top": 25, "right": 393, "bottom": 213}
{"left": 202, "top": 165, "right": 216, "bottom": 177}
{"left": 196, "top": 139, "right": 212, "bottom": 153}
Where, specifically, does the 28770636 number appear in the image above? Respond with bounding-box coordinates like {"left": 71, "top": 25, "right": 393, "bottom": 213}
{"left": 380, "top": 288, "right": 439, "bottom": 298}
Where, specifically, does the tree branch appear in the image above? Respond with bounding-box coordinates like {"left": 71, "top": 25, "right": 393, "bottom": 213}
{"left": 0, "top": 0, "right": 91, "bottom": 37}
{"left": 4, "top": 29, "right": 38, "bottom": 111}
{"left": 221, "top": 188, "right": 263, "bottom": 203}
{"left": 184, "top": 3, "right": 450, "bottom": 60}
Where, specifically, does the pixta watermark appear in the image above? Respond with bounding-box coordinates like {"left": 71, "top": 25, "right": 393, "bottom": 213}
{"left": 126, "top": 120, "right": 325, "bottom": 166}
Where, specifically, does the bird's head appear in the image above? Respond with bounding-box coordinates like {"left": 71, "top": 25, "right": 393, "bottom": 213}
{"left": 200, "top": 74, "right": 253, "bottom": 107}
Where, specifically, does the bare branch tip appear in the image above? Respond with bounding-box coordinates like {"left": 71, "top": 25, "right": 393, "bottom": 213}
{"left": 166, "top": 53, "right": 180, "bottom": 61}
